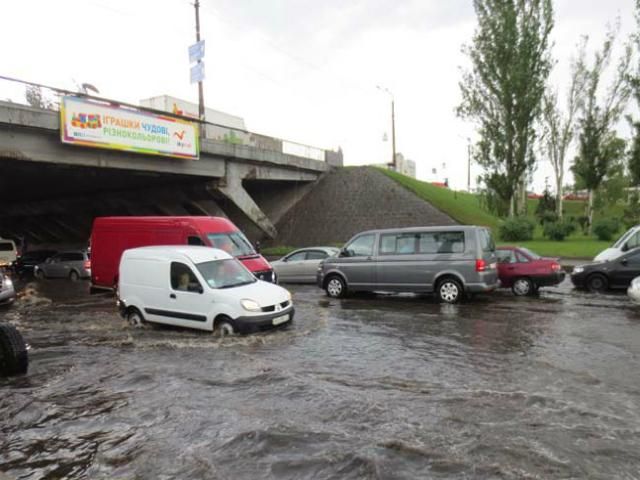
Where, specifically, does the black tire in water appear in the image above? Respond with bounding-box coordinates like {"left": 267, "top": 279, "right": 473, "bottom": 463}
{"left": 0, "top": 324, "right": 28, "bottom": 377}
{"left": 586, "top": 273, "right": 608, "bottom": 293}
{"left": 436, "top": 277, "right": 463, "bottom": 304}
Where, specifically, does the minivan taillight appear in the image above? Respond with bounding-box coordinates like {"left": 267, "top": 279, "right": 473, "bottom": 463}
{"left": 475, "top": 259, "right": 487, "bottom": 272}
{"left": 84, "top": 260, "right": 91, "bottom": 270}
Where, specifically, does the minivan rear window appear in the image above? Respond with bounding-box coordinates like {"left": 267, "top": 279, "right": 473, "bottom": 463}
{"left": 479, "top": 229, "right": 495, "bottom": 253}
{"left": 0, "top": 242, "right": 14, "bottom": 251}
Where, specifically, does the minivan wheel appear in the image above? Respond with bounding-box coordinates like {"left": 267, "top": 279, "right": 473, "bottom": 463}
{"left": 126, "top": 308, "right": 145, "bottom": 328}
{"left": 437, "top": 278, "right": 463, "bottom": 304}
{"left": 512, "top": 277, "right": 533, "bottom": 296}
{"left": 69, "top": 270, "right": 79, "bottom": 282}
{"left": 325, "top": 275, "right": 347, "bottom": 298}
{"left": 586, "top": 273, "right": 608, "bottom": 293}
{"left": 0, "top": 324, "right": 28, "bottom": 377}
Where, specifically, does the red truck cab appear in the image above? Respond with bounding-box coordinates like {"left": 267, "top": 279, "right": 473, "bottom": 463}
{"left": 90, "top": 216, "right": 274, "bottom": 291}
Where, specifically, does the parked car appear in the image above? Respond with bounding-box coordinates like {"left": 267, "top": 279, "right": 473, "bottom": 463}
{"left": 0, "top": 272, "right": 16, "bottom": 306}
{"left": 12, "top": 250, "right": 57, "bottom": 277}
{"left": 629, "top": 276, "right": 640, "bottom": 304}
{"left": 317, "top": 226, "right": 498, "bottom": 304}
{"left": 90, "top": 216, "right": 275, "bottom": 292}
{"left": 118, "top": 246, "right": 293, "bottom": 335}
{"left": 272, "top": 247, "right": 339, "bottom": 283}
{"left": 0, "top": 237, "right": 18, "bottom": 269}
{"left": 34, "top": 251, "right": 91, "bottom": 281}
{"left": 571, "top": 247, "right": 640, "bottom": 292}
{"left": 496, "top": 246, "right": 564, "bottom": 296}
{"left": 594, "top": 224, "right": 640, "bottom": 262}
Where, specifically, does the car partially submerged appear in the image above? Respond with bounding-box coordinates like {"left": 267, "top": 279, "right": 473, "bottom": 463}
{"left": 118, "top": 246, "right": 293, "bottom": 335}
{"left": 0, "top": 271, "right": 16, "bottom": 306}
{"left": 496, "top": 246, "right": 564, "bottom": 296}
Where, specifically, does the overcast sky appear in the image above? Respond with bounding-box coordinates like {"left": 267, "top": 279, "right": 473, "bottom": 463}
{"left": 1, "top": 0, "right": 636, "bottom": 191}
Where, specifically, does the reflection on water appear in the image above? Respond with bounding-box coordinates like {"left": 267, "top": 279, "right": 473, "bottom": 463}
{"left": 1, "top": 279, "right": 639, "bottom": 479}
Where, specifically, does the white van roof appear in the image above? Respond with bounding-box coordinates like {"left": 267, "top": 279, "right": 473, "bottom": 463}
{"left": 122, "top": 246, "right": 232, "bottom": 264}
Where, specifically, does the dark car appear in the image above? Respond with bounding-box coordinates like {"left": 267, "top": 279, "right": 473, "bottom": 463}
{"left": 571, "top": 247, "right": 640, "bottom": 292}
{"left": 496, "top": 246, "right": 565, "bottom": 296}
{"left": 12, "top": 250, "right": 57, "bottom": 277}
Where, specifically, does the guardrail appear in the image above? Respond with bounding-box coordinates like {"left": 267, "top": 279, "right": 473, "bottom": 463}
{"left": 0, "top": 75, "right": 343, "bottom": 166}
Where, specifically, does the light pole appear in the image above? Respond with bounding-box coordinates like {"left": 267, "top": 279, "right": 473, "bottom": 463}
{"left": 377, "top": 85, "right": 396, "bottom": 170}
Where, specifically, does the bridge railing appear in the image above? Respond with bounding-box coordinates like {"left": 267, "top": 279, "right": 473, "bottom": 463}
{"left": 0, "top": 75, "right": 343, "bottom": 166}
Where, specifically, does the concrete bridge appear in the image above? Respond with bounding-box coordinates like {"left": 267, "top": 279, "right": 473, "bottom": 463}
{"left": 0, "top": 101, "right": 340, "bottom": 245}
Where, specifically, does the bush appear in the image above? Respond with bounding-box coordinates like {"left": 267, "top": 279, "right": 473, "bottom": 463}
{"left": 577, "top": 216, "right": 589, "bottom": 234}
{"left": 592, "top": 218, "right": 621, "bottom": 241}
{"left": 538, "top": 211, "right": 559, "bottom": 226}
{"left": 499, "top": 217, "right": 535, "bottom": 241}
{"left": 623, "top": 193, "right": 640, "bottom": 230}
{"left": 543, "top": 220, "right": 576, "bottom": 241}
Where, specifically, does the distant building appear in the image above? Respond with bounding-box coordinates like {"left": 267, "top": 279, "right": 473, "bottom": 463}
{"left": 394, "top": 153, "right": 416, "bottom": 178}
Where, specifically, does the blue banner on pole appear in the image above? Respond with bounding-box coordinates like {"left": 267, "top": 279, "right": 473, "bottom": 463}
{"left": 188, "top": 40, "right": 205, "bottom": 63}
{"left": 190, "top": 62, "right": 205, "bottom": 84}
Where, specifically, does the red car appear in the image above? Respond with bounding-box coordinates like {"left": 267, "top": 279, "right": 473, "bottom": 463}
{"left": 496, "top": 246, "right": 565, "bottom": 296}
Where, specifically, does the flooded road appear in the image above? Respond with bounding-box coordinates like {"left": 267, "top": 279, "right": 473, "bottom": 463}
{"left": 1, "top": 279, "right": 640, "bottom": 479}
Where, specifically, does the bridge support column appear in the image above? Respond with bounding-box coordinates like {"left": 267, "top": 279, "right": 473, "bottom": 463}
{"left": 213, "top": 164, "right": 277, "bottom": 238}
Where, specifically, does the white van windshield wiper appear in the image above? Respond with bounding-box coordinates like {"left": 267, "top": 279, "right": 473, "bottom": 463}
{"left": 219, "top": 279, "right": 255, "bottom": 289}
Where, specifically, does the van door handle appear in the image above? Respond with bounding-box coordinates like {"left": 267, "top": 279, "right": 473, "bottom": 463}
{"left": 170, "top": 293, "right": 176, "bottom": 299}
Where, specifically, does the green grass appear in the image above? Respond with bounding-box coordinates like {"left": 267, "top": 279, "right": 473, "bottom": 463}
{"left": 378, "top": 168, "right": 501, "bottom": 230}
{"left": 260, "top": 246, "right": 296, "bottom": 257}
{"left": 497, "top": 236, "right": 610, "bottom": 259}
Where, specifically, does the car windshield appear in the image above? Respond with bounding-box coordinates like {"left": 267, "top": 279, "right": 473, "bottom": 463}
{"left": 613, "top": 227, "right": 638, "bottom": 248}
{"left": 206, "top": 232, "right": 255, "bottom": 257}
{"left": 519, "top": 247, "right": 541, "bottom": 260}
{"left": 196, "top": 259, "right": 257, "bottom": 289}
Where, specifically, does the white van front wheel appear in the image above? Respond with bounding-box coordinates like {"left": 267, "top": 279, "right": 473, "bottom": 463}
{"left": 215, "top": 317, "right": 236, "bottom": 337}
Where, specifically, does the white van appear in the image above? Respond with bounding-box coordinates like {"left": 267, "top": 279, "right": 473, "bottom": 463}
{"left": 118, "top": 246, "right": 293, "bottom": 335}
{"left": 0, "top": 238, "right": 18, "bottom": 268}
{"left": 594, "top": 225, "right": 640, "bottom": 262}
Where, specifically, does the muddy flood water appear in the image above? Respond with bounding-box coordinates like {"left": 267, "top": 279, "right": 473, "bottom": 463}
{"left": 1, "top": 279, "right": 640, "bottom": 479}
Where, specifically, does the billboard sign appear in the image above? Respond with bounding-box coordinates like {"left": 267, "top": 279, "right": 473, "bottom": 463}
{"left": 60, "top": 96, "right": 199, "bottom": 160}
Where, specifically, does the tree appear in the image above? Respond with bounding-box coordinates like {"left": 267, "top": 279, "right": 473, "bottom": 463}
{"left": 540, "top": 38, "right": 587, "bottom": 218}
{"left": 571, "top": 25, "right": 632, "bottom": 235}
{"left": 24, "top": 85, "right": 54, "bottom": 110}
{"left": 458, "top": 0, "right": 554, "bottom": 217}
{"left": 627, "top": 1, "right": 640, "bottom": 187}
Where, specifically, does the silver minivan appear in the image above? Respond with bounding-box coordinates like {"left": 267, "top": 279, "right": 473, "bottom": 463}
{"left": 317, "top": 226, "right": 499, "bottom": 303}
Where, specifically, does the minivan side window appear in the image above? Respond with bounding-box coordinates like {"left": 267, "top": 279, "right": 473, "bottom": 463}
{"left": 344, "top": 234, "right": 376, "bottom": 257}
{"left": 418, "top": 232, "right": 465, "bottom": 254}
{"left": 171, "top": 262, "right": 202, "bottom": 293}
{"left": 380, "top": 233, "right": 417, "bottom": 255}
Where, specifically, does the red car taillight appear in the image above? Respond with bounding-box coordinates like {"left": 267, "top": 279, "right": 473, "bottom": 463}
{"left": 551, "top": 263, "right": 561, "bottom": 271}
{"left": 84, "top": 260, "right": 91, "bottom": 270}
{"left": 475, "top": 259, "right": 486, "bottom": 272}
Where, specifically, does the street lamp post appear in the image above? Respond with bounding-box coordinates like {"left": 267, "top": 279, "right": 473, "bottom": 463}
{"left": 377, "top": 86, "right": 396, "bottom": 170}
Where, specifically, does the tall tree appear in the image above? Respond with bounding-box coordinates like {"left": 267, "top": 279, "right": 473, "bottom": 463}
{"left": 458, "top": 0, "right": 554, "bottom": 217}
{"left": 24, "top": 85, "right": 54, "bottom": 110}
{"left": 571, "top": 25, "right": 632, "bottom": 234}
{"left": 627, "top": 1, "right": 640, "bottom": 187}
{"left": 540, "top": 39, "right": 587, "bottom": 218}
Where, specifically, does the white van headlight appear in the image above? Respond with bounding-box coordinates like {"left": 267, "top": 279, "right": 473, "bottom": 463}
{"left": 241, "top": 299, "right": 261, "bottom": 312}
{"left": 573, "top": 266, "right": 584, "bottom": 274}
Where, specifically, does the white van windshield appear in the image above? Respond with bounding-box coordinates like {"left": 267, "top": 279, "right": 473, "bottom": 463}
{"left": 196, "top": 259, "right": 257, "bottom": 289}
{"left": 207, "top": 232, "right": 255, "bottom": 257}
{"left": 613, "top": 227, "right": 639, "bottom": 248}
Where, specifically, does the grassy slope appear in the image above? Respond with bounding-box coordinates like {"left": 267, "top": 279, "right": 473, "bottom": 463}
{"left": 378, "top": 168, "right": 501, "bottom": 230}
{"left": 379, "top": 168, "right": 625, "bottom": 259}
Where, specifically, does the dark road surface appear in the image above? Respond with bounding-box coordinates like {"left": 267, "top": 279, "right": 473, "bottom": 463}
{"left": 1, "top": 279, "right": 639, "bottom": 479}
